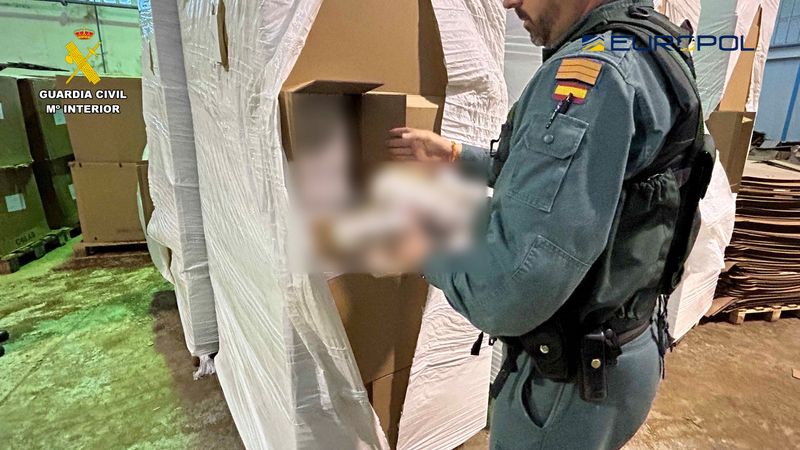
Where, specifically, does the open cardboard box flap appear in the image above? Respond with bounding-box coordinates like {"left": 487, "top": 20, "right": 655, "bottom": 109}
{"left": 286, "top": 79, "right": 384, "bottom": 95}
{"left": 279, "top": 79, "right": 443, "bottom": 169}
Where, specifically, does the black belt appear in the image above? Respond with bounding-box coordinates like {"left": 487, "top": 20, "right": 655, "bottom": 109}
{"left": 616, "top": 319, "right": 652, "bottom": 347}
{"left": 490, "top": 318, "right": 654, "bottom": 401}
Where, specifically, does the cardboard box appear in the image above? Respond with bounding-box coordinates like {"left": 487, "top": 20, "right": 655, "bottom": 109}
{"left": 32, "top": 155, "right": 79, "bottom": 229}
{"left": 69, "top": 161, "right": 146, "bottom": 243}
{"left": 280, "top": 80, "right": 443, "bottom": 182}
{"left": 56, "top": 76, "right": 146, "bottom": 163}
{"left": 0, "top": 165, "right": 50, "bottom": 256}
{"left": 706, "top": 111, "right": 756, "bottom": 193}
{"left": 282, "top": 79, "right": 443, "bottom": 382}
{"left": 0, "top": 76, "right": 33, "bottom": 167}
{"left": 284, "top": 0, "right": 447, "bottom": 97}
{"left": 137, "top": 161, "right": 154, "bottom": 226}
{"left": 282, "top": 80, "right": 443, "bottom": 443}
{"left": 367, "top": 366, "right": 412, "bottom": 449}
{"left": 328, "top": 274, "right": 429, "bottom": 384}
{"left": 17, "top": 77, "right": 73, "bottom": 162}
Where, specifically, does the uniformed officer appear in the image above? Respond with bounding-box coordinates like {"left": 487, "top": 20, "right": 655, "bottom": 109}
{"left": 386, "top": 0, "right": 711, "bottom": 448}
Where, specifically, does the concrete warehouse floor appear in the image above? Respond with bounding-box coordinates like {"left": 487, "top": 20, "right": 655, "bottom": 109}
{"left": 1, "top": 239, "right": 798, "bottom": 449}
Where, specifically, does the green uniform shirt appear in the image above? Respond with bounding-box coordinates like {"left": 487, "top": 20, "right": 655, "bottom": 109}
{"left": 424, "top": 0, "right": 681, "bottom": 337}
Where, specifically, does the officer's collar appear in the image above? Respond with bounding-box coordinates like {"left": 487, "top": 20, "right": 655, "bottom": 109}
{"left": 542, "top": 0, "right": 655, "bottom": 61}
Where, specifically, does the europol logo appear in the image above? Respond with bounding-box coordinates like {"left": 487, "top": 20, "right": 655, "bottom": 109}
{"left": 582, "top": 35, "right": 605, "bottom": 52}
{"left": 580, "top": 33, "right": 753, "bottom": 53}
{"left": 65, "top": 41, "right": 102, "bottom": 85}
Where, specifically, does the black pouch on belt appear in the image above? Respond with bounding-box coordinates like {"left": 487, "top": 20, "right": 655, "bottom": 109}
{"left": 519, "top": 320, "right": 574, "bottom": 381}
{"left": 580, "top": 330, "right": 608, "bottom": 402}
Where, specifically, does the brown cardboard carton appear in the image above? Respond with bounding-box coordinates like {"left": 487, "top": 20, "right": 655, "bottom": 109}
{"left": 706, "top": 111, "right": 756, "bottom": 193}
{"left": 328, "top": 274, "right": 428, "bottom": 384}
{"left": 137, "top": 161, "right": 154, "bottom": 226}
{"left": 281, "top": 79, "right": 442, "bottom": 394}
{"left": 280, "top": 80, "right": 444, "bottom": 180}
{"left": 69, "top": 161, "right": 146, "bottom": 243}
{"left": 32, "top": 155, "right": 79, "bottom": 230}
{"left": 0, "top": 165, "right": 50, "bottom": 256}
{"left": 17, "top": 77, "right": 74, "bottom": 162}
{"left": 284, "top": 0, "right": 447, "bottom": 97}
{"left": 360, "top": 92, "right": 444, "bottom": 174}
{"left": 367, "top": 366, "right": 412, "bottom": 449}
{"left": 56, "top": 76, "right": 146, "bottom": 163}
{"left": 0, "top": 76, "right": 33, "bottom": 167}
{"left": 718, "top": 8, "right": 761, "bottom": 112}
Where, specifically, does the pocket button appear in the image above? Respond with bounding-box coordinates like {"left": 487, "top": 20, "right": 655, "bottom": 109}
{"left": 543, "top": 134, "right": 555, "bottom": 144}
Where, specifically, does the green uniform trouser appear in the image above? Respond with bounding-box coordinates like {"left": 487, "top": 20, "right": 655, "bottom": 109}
{"left": 490, "top": 324, "right": 661, "bottom": 450}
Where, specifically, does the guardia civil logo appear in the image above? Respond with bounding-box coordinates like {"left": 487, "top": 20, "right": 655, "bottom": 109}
{"left": 65, "top": 28, "right": 102, "bottom": 85}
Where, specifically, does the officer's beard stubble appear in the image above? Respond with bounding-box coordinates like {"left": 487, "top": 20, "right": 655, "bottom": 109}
{"left": 518, "top": 5, "right": 557, "bottom": 47}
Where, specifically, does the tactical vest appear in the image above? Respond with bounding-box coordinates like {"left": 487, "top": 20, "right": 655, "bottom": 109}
{"left": 489, "top": 3, "right": 715, "bottom": 402}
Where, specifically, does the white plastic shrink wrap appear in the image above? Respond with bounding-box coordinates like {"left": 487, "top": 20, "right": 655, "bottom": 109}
{"left": 667, "top": 157, "right": 736, "bottom": 340}
{"left": 139, "top": 0, "right": 219, "bottom": 378}
{"left": 177, "top": 0, "right": 387, "bottom": 448}
{"left": 745, "top": 0, "right": 778, "bottom": 113}
{"left": 694, "top": 0, "right": 779, "bottom": 116}
{"left": 177, "top": 0, "right": 509, "bottom": 448}
{"left": 431, "top": 0, "right": 508, "bottom": 148}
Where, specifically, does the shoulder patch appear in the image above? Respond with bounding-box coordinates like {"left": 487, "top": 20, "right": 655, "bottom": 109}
{"left": 555, "top": 57, "right": 603, "bottom": 86}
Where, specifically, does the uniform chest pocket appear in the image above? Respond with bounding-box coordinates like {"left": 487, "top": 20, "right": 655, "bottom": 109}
{"left": 505, "top": 113, "right": 588, "bottom": 212}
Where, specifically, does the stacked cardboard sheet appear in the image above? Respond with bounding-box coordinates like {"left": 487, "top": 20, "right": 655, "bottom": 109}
{"left": 715, "top": 161, "right": 800, "bottom": 310}
{"left": 139, "top": 0, "right": 218, "bottom": 377}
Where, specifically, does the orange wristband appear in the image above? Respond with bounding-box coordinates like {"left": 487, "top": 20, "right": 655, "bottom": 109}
{"left": 450, "top": 141, "right": 462, "bottom": 162}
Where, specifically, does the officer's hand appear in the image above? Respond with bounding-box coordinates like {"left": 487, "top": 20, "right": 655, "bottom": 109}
{"left": 387, "top": 127, "right": 455, "bottom": 162}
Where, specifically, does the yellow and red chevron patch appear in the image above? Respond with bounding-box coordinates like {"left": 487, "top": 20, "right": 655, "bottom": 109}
{"left": 552, "top": 57, "right": 603, "bottom": 104}
{"left": 556, "top": 57, "right": 603, "bottom": 85}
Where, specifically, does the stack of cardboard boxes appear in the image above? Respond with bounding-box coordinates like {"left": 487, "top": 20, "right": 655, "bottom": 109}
{"left": 0, "top": 76, "right": 50, "bottom": 260}
{"left": 16, "top": 75, "right": 79, "bottom": 231}
{"left": 57, "top": 76, "right": 150, "bottom": 248}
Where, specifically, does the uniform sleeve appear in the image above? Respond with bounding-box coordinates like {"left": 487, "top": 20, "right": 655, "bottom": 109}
{"left": 458, "top": 143, "right": 493, "bottom": 183}
{"left": 424, "top": 56, "right": 645, "bottom": 337}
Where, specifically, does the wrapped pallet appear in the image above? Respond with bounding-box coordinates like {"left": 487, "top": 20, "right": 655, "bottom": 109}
{"left": 176, "top": 0, "right": 504, "bottom": 448}
{"left": 667, "top": 157, "right": 736, "bottom": 339}
{"left": 693, "top": 0, "right": 779, "bottom": 117}
{"left": 139, "top": 0, "right": 219, "bottom": 378}
{"left": 654, "top": 0, "right": 779, "bottom": 339}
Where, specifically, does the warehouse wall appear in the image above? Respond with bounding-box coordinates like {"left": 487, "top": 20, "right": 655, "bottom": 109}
{"left": 0, "top": 0, "right": 141, "bottom": 75}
